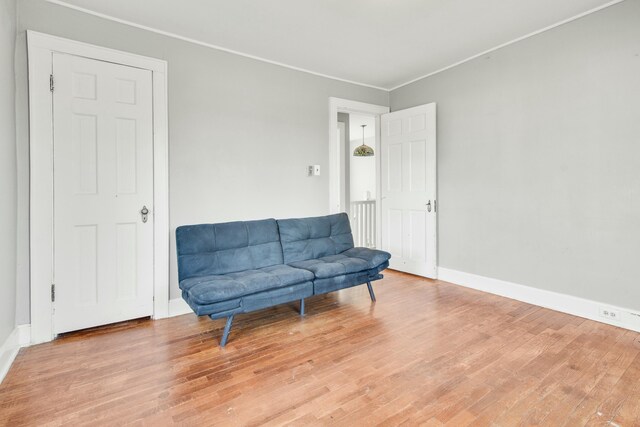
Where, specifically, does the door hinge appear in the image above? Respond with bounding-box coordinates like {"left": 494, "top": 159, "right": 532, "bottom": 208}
{"left": 50, "top": 74, "right": 54, "bottom": 92}
{"left": 51, "top": 284, "right": 55, "bottom": 302}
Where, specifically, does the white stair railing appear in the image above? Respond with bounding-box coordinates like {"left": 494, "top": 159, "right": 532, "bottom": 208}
{"left": 350, "top": 200, "right": 376, "bottom": 248}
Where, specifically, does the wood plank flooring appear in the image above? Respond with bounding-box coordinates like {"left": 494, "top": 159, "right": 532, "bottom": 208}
{"left": 1, "top": 270, "right": 640, "bottom": 426}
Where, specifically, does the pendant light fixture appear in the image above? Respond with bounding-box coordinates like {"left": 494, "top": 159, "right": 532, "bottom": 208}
{"left": 353, "top": 124, "right": 374, "bottom": 157}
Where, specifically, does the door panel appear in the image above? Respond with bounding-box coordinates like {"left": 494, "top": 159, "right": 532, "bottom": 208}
{"left": 380, "top": 104, "right": 437, "bottom": 278}
{"left": 74, "top": 114, "right": 98, "bottom": 194}
{"left": 388, "top": 209, "right": 404, "bottom": 256}
{"left": 409, "top": 140, "right": 426, "bottom": 192}
{"left": 75, "top": 225, "right": 98, "bottom": 305}
{"left": 387, "top": 143, "right": 403, "bottom": 193}
{"left": 116, "top": 118, "right": 138, "bottom": 194}
{"left": 53, "top": 53, "right": 154, "bottom": 334}
{"left": 408, "top": 210, "right": 427, "bottom": 261}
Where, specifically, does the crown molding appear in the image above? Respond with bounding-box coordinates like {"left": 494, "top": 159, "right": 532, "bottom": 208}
{"left": 389, "top": 0, "right": 627, "bottom": 91}
{"left": 44, "top": 0, "right": 389, "bottom": 92}
{"left": 46, "top": 0, "right": 627, "bottom": 92}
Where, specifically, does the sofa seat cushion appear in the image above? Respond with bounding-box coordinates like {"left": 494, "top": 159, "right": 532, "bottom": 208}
{"left": 180, "top": 265, "right": 314, "bottom": 305}
{"left": 288, "top": 248, "right": 391, "bottom": 279}
{"left": 341, "top": 247, "right": 392, "bottom": 269}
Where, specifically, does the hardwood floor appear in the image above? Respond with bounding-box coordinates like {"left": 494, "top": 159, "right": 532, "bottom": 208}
{"left": 1, "top": 270, "right": 640, "bottom": 426}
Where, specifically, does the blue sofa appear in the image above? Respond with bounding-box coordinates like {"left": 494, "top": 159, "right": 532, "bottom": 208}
{"left": 176, "top": 213, "right": 390, "bottom": 346}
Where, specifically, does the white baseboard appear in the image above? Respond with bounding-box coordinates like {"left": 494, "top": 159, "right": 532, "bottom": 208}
{"left": 169, "top": 298, "right": 192, "bottom": 317}
{"left": 0, "top": 324, "right": 31, "bottom": 384}
{"left": 437, "top": 267, "right": 640, "bottom": 333}
{"left": 17, "top": 324, "right": 31, "bottom": 347}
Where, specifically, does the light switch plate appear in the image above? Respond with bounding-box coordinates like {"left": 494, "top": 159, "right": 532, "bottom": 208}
{"left": 308, "top": 165, "right": 321, "bottom": 176}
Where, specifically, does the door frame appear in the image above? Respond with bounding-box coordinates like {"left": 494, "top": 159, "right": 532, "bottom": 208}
{"left": 328, "top": 98, "right": 389, "bottom": 246}
{"left": 336, "top": 121, "right": 347, "bottom": 212}
{"left": 27, "top": 31, "right": 169, "bottom": 344}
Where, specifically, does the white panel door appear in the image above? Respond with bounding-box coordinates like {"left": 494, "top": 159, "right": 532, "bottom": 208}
{"left": 53, "top": 53, "right": 154, "bottom": 334}
{"left": 380, "top": 104, "right": 437, "bottom": 278}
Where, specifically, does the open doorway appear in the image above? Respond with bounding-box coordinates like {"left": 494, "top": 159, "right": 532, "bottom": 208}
{"left": 328, "top": 98, "right": 389, "bottom": 249}
{"left": 345, "top": 114, "right": 377, "bottom": 247}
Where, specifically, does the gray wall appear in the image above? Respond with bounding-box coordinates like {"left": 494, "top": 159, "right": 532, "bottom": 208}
{"left": 390, "top": 0, "right": 640, "bottom": 310}
{"left": 0, "top": 0, "right": 17, "bottom": 343}
{"left": 14, "top": 0, "right": 388, "bottom": 321}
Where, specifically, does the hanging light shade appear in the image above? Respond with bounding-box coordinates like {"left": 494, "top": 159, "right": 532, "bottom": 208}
{"left": 353, "top": 124, "right": 374, "bottom": 157}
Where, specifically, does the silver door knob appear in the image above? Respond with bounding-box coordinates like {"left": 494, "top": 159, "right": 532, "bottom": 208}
{"left": 141, "top": 206, "right": 149, "bottom": 223}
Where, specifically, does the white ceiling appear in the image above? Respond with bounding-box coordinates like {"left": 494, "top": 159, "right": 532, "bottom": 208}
{"left": 50, "top": 0, "right": 620, "bottom": 90}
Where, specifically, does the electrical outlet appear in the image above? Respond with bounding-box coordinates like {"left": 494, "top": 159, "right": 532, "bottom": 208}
{"left": 599, "top": 307, "right": 621, "bottom": 322}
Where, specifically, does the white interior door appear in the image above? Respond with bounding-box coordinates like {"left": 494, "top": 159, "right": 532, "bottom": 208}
{"left": 53, "top": 53, "right": 154, "bottom": 334}
{"left": 380, "top": 103, "right": 437, "bottom": 278}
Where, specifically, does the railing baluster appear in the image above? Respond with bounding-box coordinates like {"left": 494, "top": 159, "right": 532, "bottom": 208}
{"left": 372, "top": 202, "right": 376, "bottom": 248}
{"left": 350, "top": 200, "right": 377, "bottom": 248}
{"left": 359, "top": 203, "right": 363, "bottom": 246}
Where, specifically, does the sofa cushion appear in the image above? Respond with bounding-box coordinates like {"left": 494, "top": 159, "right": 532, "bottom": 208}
{"left": 180, "top": 264, "right": 314, "bottom": 304}
{"left": 176, "top": 219, "right": 283, "bottom": 281}
{"left": 340, "top": 247, "right": 392, "bottom": 269}
{"left": 288, "top": 248, "right": 391, "bottom": 279}
{"left": 277, "top": 213, "right": 354, "bottom": 264}
{"left": 289, "top": 255, "right": 368, "bottom": 279}
{"left": 182, "top": 292, "right": 242, "bottom": 317}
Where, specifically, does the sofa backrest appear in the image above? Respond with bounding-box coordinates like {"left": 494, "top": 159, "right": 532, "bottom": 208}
{"left": 175, "top": 219, "right": 283, "bottom": 282}
{"left": 277, "top": 213, "right": 354, "bottom": 264}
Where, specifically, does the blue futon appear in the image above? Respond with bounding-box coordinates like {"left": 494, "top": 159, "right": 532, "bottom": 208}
{"left": 176, "top": 213, "right": 390, "bottom": 346}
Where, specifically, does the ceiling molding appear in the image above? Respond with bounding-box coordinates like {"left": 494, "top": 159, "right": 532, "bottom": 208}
{"left": 389, "top": 0, "right": 626, "bottom": 91}
{"left": 46, "top": 0, "right": 627, "bottom": 93}
{"left": 44, "top": 0, "right": 389, "bottom": 92}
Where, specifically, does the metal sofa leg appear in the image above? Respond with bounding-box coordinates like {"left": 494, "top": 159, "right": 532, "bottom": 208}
{"left": 220, "top": 314, "right": 235, "bottom": 347}
{"left": 300, "top": 299, "right": 305, "bottom": 316}
{"left": 367, "top": 281, "right": 376, "bottom": 302}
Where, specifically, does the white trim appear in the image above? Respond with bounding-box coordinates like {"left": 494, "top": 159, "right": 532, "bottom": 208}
{"left": 389, "top": 0, "right": 627, "bottom": 91}
{"left": 152, "top": 65, "right": 170, "bottom": 320}
{"left": 438, "top": 267, "right": 640, "bottom": 333}
{"left": 328, "top": 98, "right": 389, "bottom": 223}
{"left": 46, "top": 0, "right": 625, "bottom": 92}
{"left": 44, "top": 0, "right": 388, "bottom": 92}
{"left": 27, "top": 31, "right": 167, "bottom": 72}
{"left": 169, "top": 298, "right": 192, "bottom": 318}
{"left": 336, "top": 121, "right": 346, "bottom": 212}
{"left": 0, "top": 325, "right": 31, "bottom": 384}
{"left": 27, "top": 31, "right": 170, "bottom": 344}
{"left": 16, "top": 324, "right": 31, "bottom": 347}
{"left": 0, "top": 330, "right": 20, "bottom": 384}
